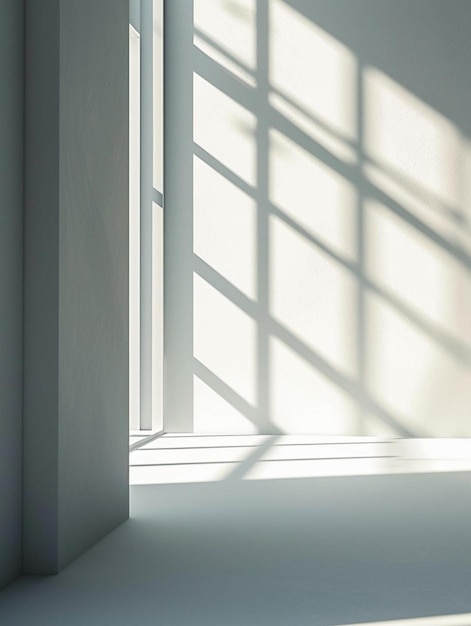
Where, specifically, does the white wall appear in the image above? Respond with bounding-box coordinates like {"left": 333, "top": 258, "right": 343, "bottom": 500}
{"left": 0, "top": 0, "right": 24, "bottom": 589}
{"left": 165, "top": 0, "right": 471, "bottom": 437}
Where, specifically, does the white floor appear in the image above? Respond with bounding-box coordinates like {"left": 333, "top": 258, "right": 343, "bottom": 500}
{"left": 1, "top": 435, "right": 471, "bottom": 626}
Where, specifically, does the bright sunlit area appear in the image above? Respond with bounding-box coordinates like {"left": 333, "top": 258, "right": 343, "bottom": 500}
{"left": 130, "top": 434, "right": 471, "bottom": 485}
{"left": 130, "top": 0, "right": 471, "bottom": 466}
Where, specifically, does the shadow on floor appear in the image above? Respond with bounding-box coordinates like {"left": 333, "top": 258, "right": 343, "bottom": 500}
{"left": 1, "top": 471, "right": 471, "bottom": 625}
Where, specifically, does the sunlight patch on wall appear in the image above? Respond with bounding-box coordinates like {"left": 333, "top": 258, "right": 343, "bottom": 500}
{"left": 194, "top": 274, "right": 257, "bottom": 405}
{"left": 193, "top": 156, "right": 256, "bottom": 299}
{"left": 269, "top": 91, "right": 358, "bottom": 164}
{"left": 182, "top": 2, "right": 471, "bottom": 438}
{"left": 363, "top": 161, "right": 462, "bottom": 243}
{"left": 270, "top": 215, "right": 357, "bottom": 378}
{"left": 364, "top": 67, "right": 460, "bottom": 209}
{"left": 269, "top": 129, "right": 357, "bottom": 263}
{"left": 362, "top": 70, "right": 471, "bottom": 439}
{"left": 194, "top": 0, "right": 256, "bottom": 79}
{"left": 270, "top": 0, "right": 357, "bottom": 141}
{"left": 194, "top": 376, "right": 257, "bottom": 433}
{"left": 366, "top": 293, "right": 471, "bottom": 437}
{"left": 365, "top": 199, "right": 471, "bottom": 351}
{"left": 193, "top": 73, "right": 256, "bottom": 185}
{"left": 194, "top": 34, "right": 256, "bottom": 88}
{"left": 270, "top": 336, "right": 357, "bottom": 434}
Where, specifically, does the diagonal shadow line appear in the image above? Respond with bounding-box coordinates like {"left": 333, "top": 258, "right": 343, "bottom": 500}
{"left": 366, "top": 280, "right": 471, "bottom": 366}
{"left": 193, "top": 27, "right": 256, "bottom": 78}
{"left": 194, "top": 43, "right": 471, "bottom": 267}
{"left": 193, "top": 357, "right": 281, "bottom": 433}
{"left": 270, "top": 108, "right": 471, "bottom": 271}
{"left": 195, "top": 28, "right": 467, "bottom": 228}
{"left": 194, "top": 248, "right": 463, "bottom": 437}
{"left": 195, "top": 25, "right": 357, "bottom": 157}
{"left": 194, "top": 142, "right": 359, "bottom": 275}
{"left": 361, "top": 157, "right": 464, "bottom": 223}
{"left": 194, "top": 49, "right": 345, "bottom": 169}
{"left": 195, "top": 28, "right": 355, "bottom": 153}
{"left": 193, "top": 253, "right": 257, "bottom": 316}
{"left": 269, "top": 318, "right": 419, "bottom": 438}
{"left": 272, "top": 204, "right": 471, "bottom": 363}
{"left": 195, "top": 200, "right": 471, "bottom": 368}
{"left": 191, "top": 18, "right": 468, "bottom": 439}
{"left": 270, "top": 86, "right": 358, "bottom": 148}
{"left": 195, "top": 114, "right": 471, "bottom": 292}
{"left": 152, "top": 187, "right": 163, "bottom": 207}
{"left": 269, "top": 204, "right": 359, "bottom": 272}
{"left": 224, "top": 434, "right": 280, "bottom": 481}
{"left": 195, "top": 126, "right": 471, "bottom": 364}
{"left": 193, "top": 142, "right": 255, "bottom": 197}
{"left": 367, "top": 184, "right": 471, "bottom": 270}
{"left": 202, "top": 40, "right": 466, "bottom": 234}
{"left": 129, "top": 430, "right": 165, "bottom": 452}
{"left": 193, "top": 49, "right": 257, "bottom": 112}
{"left": 194, "top": 50, "right": 471, "bottom": 274}
{"left": 196, "top": 17, "right": 467, "bottom": 227}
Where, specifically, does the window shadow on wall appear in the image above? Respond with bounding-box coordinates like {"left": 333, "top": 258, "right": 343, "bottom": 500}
{"left": 182, "top": 0, "right": 471, "bottom": 442}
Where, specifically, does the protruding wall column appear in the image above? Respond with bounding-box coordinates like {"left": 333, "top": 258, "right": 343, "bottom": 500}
{"left": 163, "top": 0, "right": 194, "bottom": 432}
{"left": 23, "top": 0, "right": 129, "bottom": 574}
{"left": 0, "top": 0, "right": 24, "bottom": 589}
